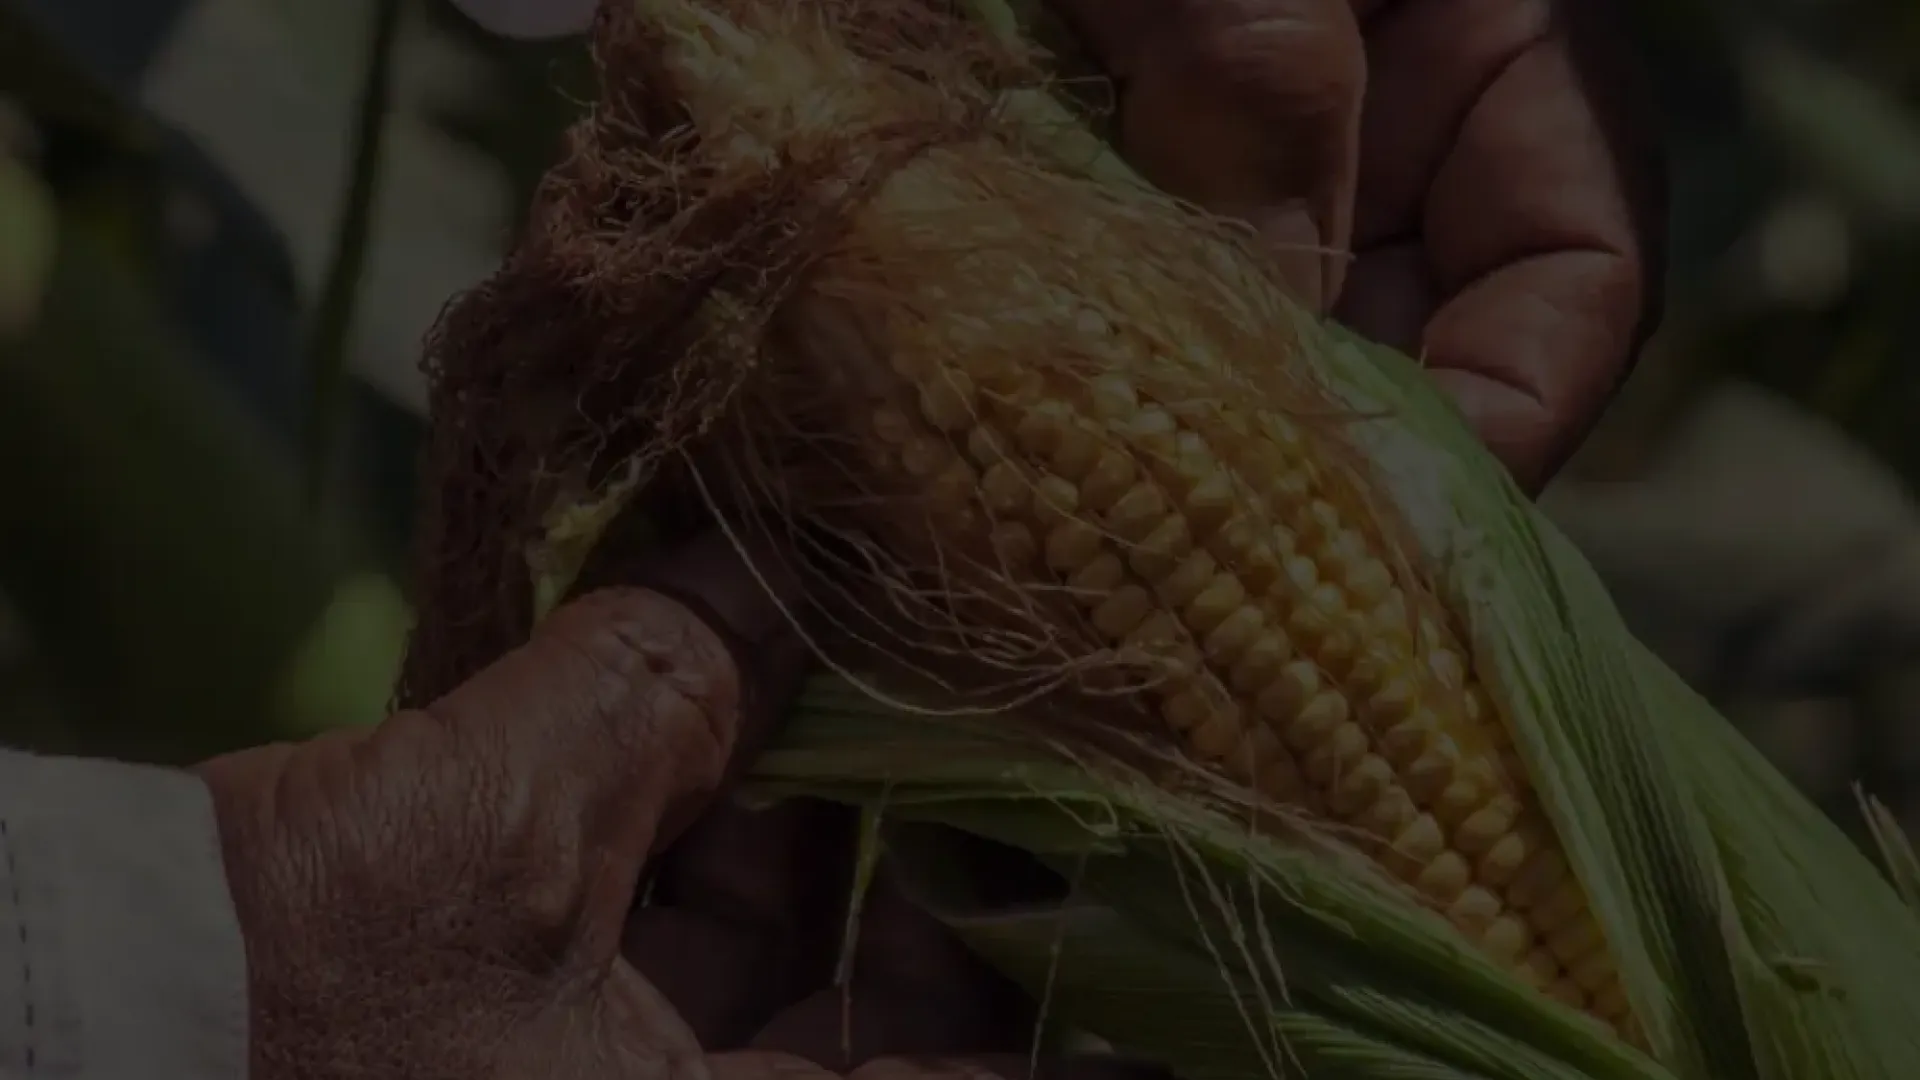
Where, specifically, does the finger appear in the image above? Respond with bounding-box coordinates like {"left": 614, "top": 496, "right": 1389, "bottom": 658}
{"left": 624, "top": 798, "right": 859, "bottom": 1049}
{"left": 367, "top": 531, "right": 807, "bottom": 962}
{"left": 1347, "top": 0, "right": 1665, "bottom": 490}
{"left": 1045, "top": 0, "right": 1365, "bottom": 309}
{"left": 1342, "top": 0, "right": 1556, "bottom": 247}
{"left": 751, "top": 868, "right": 1032, "bottom": 1070}
{"left": 1329, "top": 238, "right": 1433, "bottom": 355}
{"left": 444, "top": 0, "right": 598, "bottom": 40}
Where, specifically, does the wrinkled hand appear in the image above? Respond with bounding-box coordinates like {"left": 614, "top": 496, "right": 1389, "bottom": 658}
{"left": 1049, "top": 0, "right": 1666, "bottom": 491}
{"left": 198, "top": 537, "right": 1105, "bottom": 1078}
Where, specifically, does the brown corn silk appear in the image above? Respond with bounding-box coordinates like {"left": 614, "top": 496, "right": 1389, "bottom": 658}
{"left": 399, "top": 0, "right": 1629, "bottom": 1039}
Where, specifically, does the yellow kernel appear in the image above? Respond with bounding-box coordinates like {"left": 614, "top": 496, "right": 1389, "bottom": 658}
{"left": 927, "top": 461, "right": 977, "bottom": 510}
{"left": 1347, "top": 558, "right": 1395, "bottom": 604}
{"left": 1302, "top": 722, "right": 1368, "bottom": 784}
{"left": 1202, "top": 605, "right": 1265, "bottom": 662}
{"left": 1269, "top": 466, "right": 1311, "bottom": 508}
{"left": 873, "top": 406, "right": 914, "bottom": 443}
{"left": 1012, "top": 400, "right": 1073, "bottom": 456}
{"left": 1282, "top": 691, "right": 1349, "bottom": 752}
{"left": 1448, "top": 884, "right": 1503, "bottom": 932}
{"left": 1106, "top": 483, "right": 1168, "bottom": 541}
{"left": 1546, "top": 916, "right": 1603, "bottom": 965}
{"left": 1546, "top": 980, "right": 1587, "bottom": 1009}
{"left": 1163, "top": 688, "right": 1211, "bottom": 730}
{"left": 1590, "top": 980, "right": 1630, "bottom": 1020}
{"left": 1377, "top": 712, "right": 1434, "bottom": 765}
{"left": 1228, "top": 632, "right": 1290, "bottom": 694}
{"left": 1189, "top": 704, "right": 1244, "bottom": 760}
{"left": 1123, "top": 405, "right": 1179, "bottom": 454}
{"left": 1079, "top": 451, "right": 1136, "bottom": 508}
{"left": 1433, "top": 779, "right": 1489, "bottom": 828}
{"left": 1532, "top": 881, "right": 1588, "bottom": 931}
{"left": 1052, "top": 425, "right": 1103, "bottom": 480}
{"left": 901, "top": 436, "right": 946, "bottom": 478}
{"left": 1508, "top": 850, "right": 1570, "bottom": 910}
{"left": 1366, "top": 595, "right": 1413, "bottom": 641}
{"left": 1090, "top": 585, "right": 1154, "bottom": 638}
{"left": 1477, "top": 840, "right": 1529, "bottom": 890}
{"left": 1326, "top": 755, "right": 1392, "bottom": 816}
{"left": 1068, "top": 553, "right": 1127, "bottom": 594}
{"left": 1130, "top": 517, "right": 1192, "bottom": 577}
{"left": 1184, "top": 473, "right": 1237, "bottom": 535}
{"left": 981, "top": 461, "right": 1028, "bottom": 513}
{"left": 1281, "top": 554, "right": 1318, "bottom": 593}
{"left": 1303, "top": 500, "right": 1341, "bottom": 539}
{"left": 1364, "top": 677, "right": 1419, "bottom": 727}
{"left": 1257, "top": 661, "right": 1320, "bottom": 723}
{"left": 1186, "top": 576, "right": 1248, "bottom": 634}
{"left": 1356, "top": 785, "right": 1419, "bottom": 836}
{"left": 1402, "top": 746, "right": 1459, "bottom": 803}
{"left": 1480, "top": 915, "right": 1531, "bottom": 963}
{"left": 1416, "top": 852, "right": 1474, "bottom": 903}
{"left": 1088, "top": 374, "right": 1138, "bottom": 420}
{"left": 990, "top": 523, "right": 1036, "bottom": 566}
{"left": 965, "top": 425, "right": 1009, "bottom": 466}
{"left": 1044, "top": 521, "right": 1103, "bottom": 572}
{"left": 1454, "top": 797, "right": 1521, "bottom": 858}
{"left": 1391, "top": 814, "right": 1446, "bottom": 864}
{"left": 1428, "top": 648, "right": 1468, "bottom": 691}
{"left": 917, "top": 370, "right": 975, "bottom": 430}
{"left": 1570, "top": 948, "right": 1616, "bottom": 995}
{"left": 1031, "top": 476, "right": 1080, "bottom": 528}
{"left": 1519, "top": 950, "right": 1559, "bottom": 989}
{"left": 1156, "top": 550, "right": 1219, "bottom": 609}
{"left": 1226, "top": 541, "right": 1284, "bottom": 596}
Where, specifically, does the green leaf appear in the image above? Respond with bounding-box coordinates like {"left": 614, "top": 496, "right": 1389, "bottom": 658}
{"left": 755, "top": 692, "right": 1664, "bottom": 1080}
{"left": 0, "top": 152, "right": 55, "bottom": 336}
{"left": 0, "top": 219, "right": 362, "bottom": 759}
{"left": 1860, "top": 795, "right": 1920, "bottom": 912}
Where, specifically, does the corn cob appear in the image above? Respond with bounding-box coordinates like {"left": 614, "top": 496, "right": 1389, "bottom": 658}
{"left": 841, "top": 331, "right": 1634, "bottom": 1036}
{"left": 623, "top": 0, "right": 1634, "bottom": 1042}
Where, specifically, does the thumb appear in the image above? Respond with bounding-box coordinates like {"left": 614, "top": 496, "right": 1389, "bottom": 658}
{"left": 371, "top": 532, "right": 809, "bottom": 957}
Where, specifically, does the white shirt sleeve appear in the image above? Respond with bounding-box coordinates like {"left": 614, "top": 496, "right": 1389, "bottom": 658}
{"left": 0, "top": 749, "right": 248, "bottom": 1079}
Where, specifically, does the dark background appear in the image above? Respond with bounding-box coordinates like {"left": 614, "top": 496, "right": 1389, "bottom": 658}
{"left": 3, "top": 0, "right": 1917, "bottom": 830}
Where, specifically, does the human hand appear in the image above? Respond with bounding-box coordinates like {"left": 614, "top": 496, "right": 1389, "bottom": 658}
{"left": 1049, "top": 0, "right": 1667, "bottom": 493}
{"left": 201, "top": 534, "right": 1100, "bottom": 1078}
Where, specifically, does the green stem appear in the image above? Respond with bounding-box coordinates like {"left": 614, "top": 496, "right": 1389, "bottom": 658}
{"left": 302, "top": 0, "right": 405, "bottom": 510}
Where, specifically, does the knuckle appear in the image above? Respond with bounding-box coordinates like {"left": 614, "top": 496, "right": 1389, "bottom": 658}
{"left": 547, "top": 586, "right": 746, "bottom": 736}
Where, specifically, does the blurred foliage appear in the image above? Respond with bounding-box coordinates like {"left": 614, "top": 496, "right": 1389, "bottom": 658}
{"left": 2, "top": 0, "right": 1920, "bottom": 834}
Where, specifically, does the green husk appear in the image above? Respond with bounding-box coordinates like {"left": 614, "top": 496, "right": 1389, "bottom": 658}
{"left": 521, "top": 2, "right": 1920, "bottom": 1078}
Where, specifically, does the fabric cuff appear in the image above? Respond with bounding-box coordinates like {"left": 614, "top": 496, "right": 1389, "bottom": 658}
{"left": 0, "top": 750, "right": 248, "bottom": 1079}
